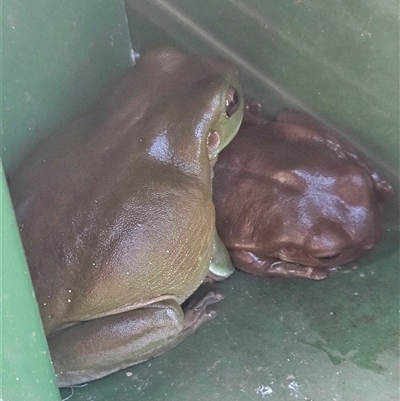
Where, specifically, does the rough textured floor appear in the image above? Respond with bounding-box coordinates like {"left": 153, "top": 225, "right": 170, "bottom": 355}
{"left": 60, "top": 228, "right": 399, "bottom": 401}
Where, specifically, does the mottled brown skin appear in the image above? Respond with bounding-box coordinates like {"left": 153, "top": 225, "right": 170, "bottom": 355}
{"left": 213, "top": 107, "right": 394, "bottom": 280}
{"left": 10, "top": 47, "right": 243, "bottom": 386}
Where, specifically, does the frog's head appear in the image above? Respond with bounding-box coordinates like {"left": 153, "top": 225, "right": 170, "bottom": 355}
{"left": 115, "top": 47, "right": 243, "bottom": 172}
{"left": 252, "top": 121, "right": 387, "bottom": 269}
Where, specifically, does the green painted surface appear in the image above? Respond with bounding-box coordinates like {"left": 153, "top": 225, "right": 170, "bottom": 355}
{"left": 1, "top": 0, "right": 133, "bottom": 399}
{"left": 1, "top": 162, "right": 61, "bottom": 401}
{"left": 2, "top": 0, "right": 134, "bottom": 176}
{"left": 1, "top": 1, "right": 399, "bottom": 400}
{"left": 59, "top": 229, "right": 399, "bottom": 401}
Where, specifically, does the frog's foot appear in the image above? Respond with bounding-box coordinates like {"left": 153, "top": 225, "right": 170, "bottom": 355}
{"left": 242, "top": 100, "right": 269, "bottom": 127}
{"left": 230, "top": 249, "right": 328, "bottom": 280}
{"left": 267, "top": 261, "right": 328, "bottom": 280}
{"left": 182, "top": 290, "right": 225, "bottom": 336}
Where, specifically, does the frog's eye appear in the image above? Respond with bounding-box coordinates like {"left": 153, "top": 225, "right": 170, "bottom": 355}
{"left": 317, "top": 253, "right": 341, "bottom": 262}
{"left": 225, "top": 86, "right": 240, "bottom": 117}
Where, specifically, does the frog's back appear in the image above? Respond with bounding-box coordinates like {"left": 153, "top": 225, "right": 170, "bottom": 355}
{"left": 12, "top": 139, "right": 215, "bottom": 333}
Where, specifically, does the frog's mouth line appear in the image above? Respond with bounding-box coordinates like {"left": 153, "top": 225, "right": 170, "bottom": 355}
{"left": 277, "top": 251, "right": 341, "bottom": 268}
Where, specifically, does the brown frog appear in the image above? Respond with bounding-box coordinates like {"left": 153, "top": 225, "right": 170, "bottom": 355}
{"left": 213, "top": 105, "right": 394, "bottom": 280}
{"left": 10, "top": 46, "right": 244, "bottom": 386}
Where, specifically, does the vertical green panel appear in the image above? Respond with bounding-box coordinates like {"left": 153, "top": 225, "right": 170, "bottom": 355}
{"left": 1, "top": 161, "right": 61, "bottom": 401}
{"left": 2, "top": 0, "right": 134, "bottom": 176}
{"left": 148, "top": 0, "right": 399, "bottom": 167}
{"left": 1, "top": 1, "right": 135, "bottom": 399}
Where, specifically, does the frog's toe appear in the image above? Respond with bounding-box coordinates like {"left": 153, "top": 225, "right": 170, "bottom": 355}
{"left": 307, "top": 267, "right": 329, "bottom": 280}
{"left": 182, "top": 290, "right": 225, "bottom": 333}
{"left": 185, "top": 289, "right": 225, "bottom": 311}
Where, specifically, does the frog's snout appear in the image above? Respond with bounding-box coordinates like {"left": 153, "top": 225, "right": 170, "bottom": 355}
{"left": 303, "top": 220, "right": 358, "bottom": 266}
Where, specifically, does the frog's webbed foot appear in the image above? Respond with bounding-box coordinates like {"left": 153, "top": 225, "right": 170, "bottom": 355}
{"left": 229, "top": 249, "right": 328, "bottom": 280}
{"left": 182, "top": 290, "right": 224, "bottom": 335}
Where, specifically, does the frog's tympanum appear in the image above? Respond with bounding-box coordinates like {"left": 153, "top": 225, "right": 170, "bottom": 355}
{"left": 10, "top": 47, "right": 243, "bottom": 386}
{"left": 213, "top": 106, "right": 394, "bottom": 280}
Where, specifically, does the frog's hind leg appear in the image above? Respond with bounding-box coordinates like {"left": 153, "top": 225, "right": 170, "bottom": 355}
{"left": 49, "top": 293, "right": 223, "bottom": 387}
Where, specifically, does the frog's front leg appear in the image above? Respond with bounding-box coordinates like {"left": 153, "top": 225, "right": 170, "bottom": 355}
{"left": 49, "top": 291, "right": 224, "bottom": 387}
{"left": 205, "top": 232, "right": 235, "bottom": 283}
{"left": 229, "top": 249, "right": 328, "bottom": 280}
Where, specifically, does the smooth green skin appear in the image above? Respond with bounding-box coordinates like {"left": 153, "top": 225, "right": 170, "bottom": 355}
{"left": 207, "top": 232, "right": 235, "bottom": 281}
{"left": 9, "top": 47, "right": 243, "bottom": 387}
